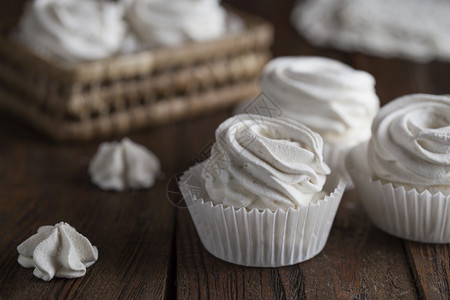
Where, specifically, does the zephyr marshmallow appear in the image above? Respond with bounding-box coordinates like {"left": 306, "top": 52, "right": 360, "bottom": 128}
{"left": 15, "top": 0, "right": 126, "bottom": 63}
{"left": 367, "top": 94, "right": 450, "bottom": 193}
{"left": 202, "top": 115, "right": 331, "bottom": 211}
{"left": 124, "top": 0, "right": 228, "bottom": 47}
{"left": 17, "top": 222, "right": 98, "bottom": 281}
{"left": 260, "top": 56, "right": 379, "bottom": 147}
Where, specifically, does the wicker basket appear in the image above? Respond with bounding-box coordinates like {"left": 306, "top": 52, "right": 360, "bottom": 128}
{"left": 0, "top": 8, "right": 273, "bottom": 141}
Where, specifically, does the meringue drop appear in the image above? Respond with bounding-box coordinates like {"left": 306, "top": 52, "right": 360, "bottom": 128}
{"left": 89, "top": 138, "right": 160, "bottom": 191}
{"left": 17, "top": 222, "right": 98, "bottom": 281}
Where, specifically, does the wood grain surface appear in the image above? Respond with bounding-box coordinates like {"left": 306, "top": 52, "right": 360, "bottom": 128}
{"left": 1, "top": 0, "right": 450, "bottom": 299}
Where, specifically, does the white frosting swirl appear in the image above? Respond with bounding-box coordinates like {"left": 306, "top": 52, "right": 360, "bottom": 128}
{"left": 15, "top": 0, "right": 126, "bottom": 63}
{"left": 124, "top": 0, "right": 227, "bottom": 47}
{"left": 202, "top": 115, "right": 331, "bottom": 211}
{"left": 17, "top": 222, "right": 98, "bottom": 281}
{"left": 368, "top": 94, "right": 450, "bottom": 186}
{"left": 261, "top": 56, "right": 380, "bottom": 146}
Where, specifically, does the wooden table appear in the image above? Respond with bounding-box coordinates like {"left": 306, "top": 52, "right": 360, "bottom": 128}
{"left": 1, "top": 0, "right": 449, "bottom": 299}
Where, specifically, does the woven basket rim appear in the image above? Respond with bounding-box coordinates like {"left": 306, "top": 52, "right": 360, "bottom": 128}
{"left": 0, "top": 79, "right": 260, "bottom": 142}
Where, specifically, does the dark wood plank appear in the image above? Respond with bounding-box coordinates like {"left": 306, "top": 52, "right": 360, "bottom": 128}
{"left": 0, "top": 0, "right": 26, "bottom": 24}
{"left": 0, "top": 112, "right": 177, "bottom": 299}
{"left": 1, "top": 0, "right": 450, "bottom": 298}
{"left": 300, "top": 189, "right": 417, "bottom": 299}
{"left": 405, "top": 243, "right": 450, "bottom": 299}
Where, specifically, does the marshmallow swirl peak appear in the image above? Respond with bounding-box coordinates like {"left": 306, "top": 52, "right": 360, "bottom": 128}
{"left": 124, "top": 0, "right": 227, "bottom": 47}
{"left": 368, "top": 94, "right": 450, "bottom": 186}
{"left": 16, "top": 0, "right": 126, "bottom": 63}
{"left": 202, "top": 115, "right": 331, "bottom": 211}
{"left": 261, "top": 56, "right": 379, "bottom": 145}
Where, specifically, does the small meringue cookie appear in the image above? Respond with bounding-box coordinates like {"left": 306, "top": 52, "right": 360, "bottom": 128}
{"left": 15, "top": 0, "right": 127, "bottom": 63}
{"left": 17, "top": 222, "right": 98, "bottom": 281}
{"left": 89, "top": 138, "right": 160, "bottom": 191}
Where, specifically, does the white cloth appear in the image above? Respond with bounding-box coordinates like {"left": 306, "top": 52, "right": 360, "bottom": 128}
{"left": 292, "top": 0, "right": 450, "bottom": 62}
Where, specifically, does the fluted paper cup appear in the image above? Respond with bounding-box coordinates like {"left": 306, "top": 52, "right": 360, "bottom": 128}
{"left": 179, "top": 164, "right": 346, "bottom": 267}
{"left": 323, "top": 143, "right": 355, "bottom": 189}
{"left": 347, "top": 144, "right": 450, "bottom": 244}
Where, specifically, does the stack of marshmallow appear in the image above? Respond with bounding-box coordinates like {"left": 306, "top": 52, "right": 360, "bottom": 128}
{"left": 14, "top": 0, "right": 242, "bottom": 64}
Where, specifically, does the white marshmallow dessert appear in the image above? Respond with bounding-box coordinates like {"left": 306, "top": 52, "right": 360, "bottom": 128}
{"left": 15, "top": 0, "right": 127, "bottom": 64}
{"left": 347, "top": 94, "right": 450, "bottom": 243}
{"left": 260, "top": 57, "right": 379, "bottom": 146}
{"left": 202, "top": 114, "right": 331, "bottom": 211}
{"left": 179, "top": 115, "right": 346, "bottom": 267}
{"left": 17, "top": 222, "right": 98, "bottom": 281}
{"left": 89, "top": 138, "right": 160, "bottom": 191}
{"left": 123, "top": 0, "right": 241, "bottom": 48}
{"left": 241, "top": 56, "right": 380, "bottom": 186}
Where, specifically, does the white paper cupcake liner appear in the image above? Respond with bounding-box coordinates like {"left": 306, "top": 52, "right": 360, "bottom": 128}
{"left": 323, "top": 143, "right": 354, "bottom": 189}
{"left": 179, "top": 164, "right": 346, "bottom": 267}
{"left": 347, "top": 145, "right": 450, "bottom": 244}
